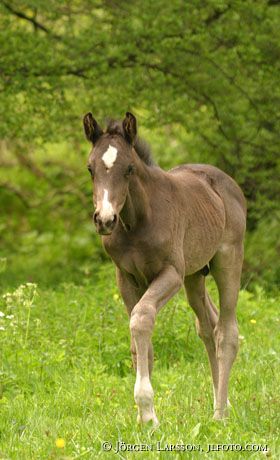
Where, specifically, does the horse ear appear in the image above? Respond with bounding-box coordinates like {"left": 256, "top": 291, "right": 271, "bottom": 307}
{"left": 123, "top": 112, "right": 137, "bottom": 145}
{"left": 83, "top": 113, "right": 103, "bottom": 144}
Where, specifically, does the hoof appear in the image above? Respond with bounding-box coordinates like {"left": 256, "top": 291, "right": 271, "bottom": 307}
{"left": 137, "top": 409, "right": 159, "bottom": 428}
{"left": 213, "top": 408, "right": 229, "bottom": 420}
{"left": 213, "top": 410, "right": 224, "bottom": 421}
{"left": 134, "top": 378, "right": 158, "bottom": 428}
{"left": 213, "top": 399, "right": 231, "bottom": 420}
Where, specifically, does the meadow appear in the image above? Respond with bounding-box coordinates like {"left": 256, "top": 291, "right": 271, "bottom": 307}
{"left": 0, "top": 260, "right": 279, "bottom": 459}
{"left": 1, "top": 1, "right": 280, "bottom": 458}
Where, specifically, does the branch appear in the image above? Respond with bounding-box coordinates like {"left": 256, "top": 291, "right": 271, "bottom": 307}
{"left": 13, "top": 150, "right": 47, "bottom": 180}
{"left": 141, "top": 61, "right": 280, "bottom": 158}
{"left": 171, "top": 44, "right": 261, "bottom": 115}
{"left": 1, "top": 1, "right": 60, "bottom": 38}
{"left": 142, "top": 62, "right": 231, "bottom": 141}
{"left": 0, "top": 182, "right": 31, "bottom": 208}
{"left": 205, "top": 5, "right": 231, "bottom": 26}
{"left": 268, "top": 0, "right": 280, "bottom": 5}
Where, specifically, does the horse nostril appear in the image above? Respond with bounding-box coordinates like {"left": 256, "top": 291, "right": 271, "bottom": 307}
{"left": 93, "top": 212, "right": 99, "bottom": 224}
{"left": 93, "top": 212, "right": 117, "bottom": 232}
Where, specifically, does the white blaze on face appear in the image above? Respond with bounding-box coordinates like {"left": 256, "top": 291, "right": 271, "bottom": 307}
{"left": 102, "top": 144, "right": 118, "bottom": 170}
{"left": 100, "top": 189, "right": 114, "bottom": 221}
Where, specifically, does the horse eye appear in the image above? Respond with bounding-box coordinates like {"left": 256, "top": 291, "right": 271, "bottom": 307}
{"left": 87, "top": 165, "right": 94, "bottom": 177}
{"left": 126, "top": 164, "right": 134, "bottom": 176}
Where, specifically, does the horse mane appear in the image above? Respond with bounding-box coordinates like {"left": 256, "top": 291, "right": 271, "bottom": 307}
{"left": 106, "top": 120, "right": 155, "bottom": 166}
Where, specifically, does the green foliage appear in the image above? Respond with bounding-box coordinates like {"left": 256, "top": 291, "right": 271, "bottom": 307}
{"left": 1, "top": 0, "right": 280, "bottom": 224}
{"left": 1, "top": 282, "right": 37, "bottom": 348}
{"left": 0, "top": 275, "right": 279, "bottom": 458}
{"left": 244, "top": 213, "right": 280, "bottom": 289}
{"left": 0, "top": 0, "right": 279, "bottom": 290}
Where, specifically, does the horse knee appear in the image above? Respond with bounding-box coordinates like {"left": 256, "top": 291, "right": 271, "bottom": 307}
{"left": 130, "top": 303, "right": 156, "bottom": 337}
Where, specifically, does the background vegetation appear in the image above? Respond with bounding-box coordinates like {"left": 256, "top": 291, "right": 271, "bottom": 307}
{"left": 0, "top": 0, "right": 279, "bottom": 289}
{"left": 0, "top": 0, "right": 279, "bottom": 458}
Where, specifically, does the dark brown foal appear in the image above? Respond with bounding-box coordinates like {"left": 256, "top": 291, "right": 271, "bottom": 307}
{"left": 83, "top": 112, "right": 246, "bottom": 425}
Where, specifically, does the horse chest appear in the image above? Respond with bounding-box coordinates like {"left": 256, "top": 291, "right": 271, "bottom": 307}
{"left": 103, "top": 232, "right": 168, "bottom": 286}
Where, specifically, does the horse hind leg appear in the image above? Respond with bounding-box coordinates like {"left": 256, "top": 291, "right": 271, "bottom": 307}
{"left": 210, "top": 242, "right": 244, "bottom": 420}
{"left": 184, "top": 272, "right": 219, "bottom": 410}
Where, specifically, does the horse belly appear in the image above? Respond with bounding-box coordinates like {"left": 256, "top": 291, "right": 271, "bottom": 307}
{"left": 183, "top": 233, "right": 223, "bottom": 275}
{"left": 182, "top": 192, "right": 226, "bottom": 275}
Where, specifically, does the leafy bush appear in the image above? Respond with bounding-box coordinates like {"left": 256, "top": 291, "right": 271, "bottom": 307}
{"left": 244, "top": 214, "right": 280, "bottom": 290}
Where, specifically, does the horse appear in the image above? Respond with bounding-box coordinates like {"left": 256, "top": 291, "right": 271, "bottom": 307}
{"left": 83, "top": 111, "right": 246, "bottom": 426}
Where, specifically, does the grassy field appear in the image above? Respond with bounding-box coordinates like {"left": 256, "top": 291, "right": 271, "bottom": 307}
{"left": 0, "top": 262, "right": 279, "bottom": 459}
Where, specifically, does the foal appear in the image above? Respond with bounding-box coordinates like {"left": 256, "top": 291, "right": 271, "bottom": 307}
{"left": 83, "top": 112, "right": 246, "bottom": 426}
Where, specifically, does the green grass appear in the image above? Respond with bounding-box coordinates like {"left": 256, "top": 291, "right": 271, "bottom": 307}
{"left": 0, "top": 264, "right": 279, "bottom": 459}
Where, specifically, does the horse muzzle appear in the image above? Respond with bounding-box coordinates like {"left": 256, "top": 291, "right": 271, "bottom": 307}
{"left": 93, "top": 211, "right": 117, "bottom": 235}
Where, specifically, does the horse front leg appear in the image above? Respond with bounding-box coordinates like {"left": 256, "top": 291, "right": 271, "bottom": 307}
{"left": 129, "top": 266, "right": 182, "bottom": 426}
{"left": 116, "top": 269, "right": 155, "bottom": 376}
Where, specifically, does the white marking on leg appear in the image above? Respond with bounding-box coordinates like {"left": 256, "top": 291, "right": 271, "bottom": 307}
{"left": 134, "top": 374, "right": 153, "bottom": 404}
{"left": 100, "top": 189, "right": 114, "bottom": 220}
{"left": 134, "top": 373, "right": 158, "bottom": 426}
{"left": 102, "top": 144, "right": 118, "bottom": 169}
{"left": 213, "top": 385, "right": 217, "bottom": 410}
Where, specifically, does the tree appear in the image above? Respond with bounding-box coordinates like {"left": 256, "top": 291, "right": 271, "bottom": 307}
{"left": 0, "top": 0, "right": 279, "bottom": 269}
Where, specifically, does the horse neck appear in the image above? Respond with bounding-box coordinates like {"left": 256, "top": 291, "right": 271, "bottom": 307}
{"left": 120, "top": 160, "right": 154, "bottom": 230}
